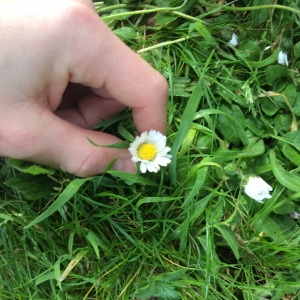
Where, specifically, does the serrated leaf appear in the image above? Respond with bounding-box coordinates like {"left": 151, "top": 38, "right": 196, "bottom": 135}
{"left": 160, "top": 269, "right": 186, "bottom": 282}
{"left": 155, "top": 281, "right": 181, "bottom": 299}
{"left": 216, "top": 225, "right": 240, "bottom": 260}
{"left": 4, "top": 174, "right": 56, "bottom": 200}
{"left": 7, "top": 158, "right": 55, "bottom": 175}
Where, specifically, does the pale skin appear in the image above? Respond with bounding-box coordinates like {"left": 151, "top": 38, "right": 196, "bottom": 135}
{"left": 0, "top": 0, "right": 168, "bottom": 176}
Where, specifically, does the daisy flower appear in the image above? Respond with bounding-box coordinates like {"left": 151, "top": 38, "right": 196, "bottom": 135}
{"left": 128, "top": 130, "right": 172, "bottom": 173}
{"left": 228, "top": 33, "right": 238, "bottom": 47}
{"left": 277, "top": 50, "right": 289, "bottom": 66}
{"left": 290, "top": 211, "right": 300, "bottom": 219}
{"left": 243, "top": 176, "right": 272, "bottom": 203}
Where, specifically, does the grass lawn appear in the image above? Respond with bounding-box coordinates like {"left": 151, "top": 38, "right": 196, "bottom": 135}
{"left": 1, "top": 0, "right": 300, "bottom": 299}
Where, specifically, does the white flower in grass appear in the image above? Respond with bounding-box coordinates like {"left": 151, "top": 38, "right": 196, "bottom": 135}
{"left": 278, "top": 51, "right": 289, "bottom": 66}
{"left": 244, "top": 176, "right": 272, "bottom": 203}
{"left": 228, "top": 33, "right": 238, "bottom": 47}
{"left": 128, "top": 130, "right": 172, "bottom": 173}
{"left": 290, "top": 211, "right": 300, "bottom": 219}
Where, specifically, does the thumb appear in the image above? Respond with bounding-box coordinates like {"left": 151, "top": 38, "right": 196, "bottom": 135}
{"left": 3, "top": 105, "right": 136, "bottom": 177}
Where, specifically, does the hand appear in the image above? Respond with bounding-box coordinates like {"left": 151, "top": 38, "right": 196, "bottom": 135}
{"left": 0, "top": 0, "right": 168, "bottom": 176}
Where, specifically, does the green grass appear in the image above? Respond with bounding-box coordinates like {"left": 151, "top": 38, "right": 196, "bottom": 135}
{"left": 1, "top": 0, "right": 300, "bottom": 299}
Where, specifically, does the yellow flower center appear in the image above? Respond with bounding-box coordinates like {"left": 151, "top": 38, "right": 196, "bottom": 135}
{"left": 137, "top": 143, "right": 157, "bottom": 161}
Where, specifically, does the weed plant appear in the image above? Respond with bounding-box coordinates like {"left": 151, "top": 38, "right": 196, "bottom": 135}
{"left": 1, "top": 0, "right": 300, "bottom": 299}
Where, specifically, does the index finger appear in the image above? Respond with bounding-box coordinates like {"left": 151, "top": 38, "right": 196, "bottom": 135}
{"left": 64, "top": 4, "right": 169, "bottom": 134}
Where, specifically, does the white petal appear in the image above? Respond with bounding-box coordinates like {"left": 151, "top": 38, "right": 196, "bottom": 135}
{"left": 155, "top": 139, "right": 167, "bottom": 152}
{"left": 154, "top": 156, "right": 171, "bottom": 166}
{"left": 147, "top": 164, "right": 160, "bottom": 172}
{"left": 278, "top": 51, "right": 288, "bottom": 66}
{"left": 140, "top": 162, "right": 147, "bottom": 173}
{"left": 290, "top": 211, "right": 300, "bottom": 219}
{"left": 148, "top": 129, "right": 159, "bottom": 141}
{"left": 228, "top": 33, "right": 238, "bottom": 47}
{"left": 157, "top": 147, "right": 171, "bottom": 156}
{"left": 244, "top": 176, "right": 272, "bottom": 202}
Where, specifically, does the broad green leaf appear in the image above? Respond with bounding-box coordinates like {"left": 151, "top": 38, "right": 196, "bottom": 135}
{"left": 4, "top": 174, "right": 56, "bottom": 200}
{"left": 194, "top": 21, "right": 217, "bottom": 45}
{"left": 269, "top": 150, "right": 300, "bottom": 192}
{"left": 273, "top": 201, "right": 295, "bottom": 214}
{"left": 293, "top": 93, "right": 300, "bottom": 116}
{"left": 113, "top": 27, "right": 136, "bottom": 40}
{"left": 110, "top": 8, "right": 132, "bottom": 20}
{"left": 196, "top": 135, "right": 214, "bottom": 154}
{"left": 216, "top": 225, "right": 240, "bottom": 260}
{"left": 236, "top": 39, "right": 259, "bottom": 61}
{"left": 253, "top": 216, "right": 287, "bottom": 244}
{"left": 294, "top": 41, "right": 300, "bottom": 59}
{"left": 282, "top": 144, "right": 300, "bottom": 166}
{"left": 216, "top": 104, "right": 249, "bottom": 147}
{"left": 246, "top": 48, "right": 279, "bottom": 69}
{"left": 266, "top": 65, "right": 289, "bottom": 85}
{"left": 274, "top": 113, "right": 293, "bottom": 134}
{"left": 274, "top": 83, "right": 297, "bottom": 108}
{"left": 249, "top": 0, "right": 270, "bottom": 26}
{"left": 260, "top": 97, "right": 278, "bottom": 116}
{"left": 281, "top": 131, "right": 300, "bottom": 150}
{"left": 155, "top": 13, "right": 178, "bottom": 26}
{"left": 7, "top": 158, "right": 55, "bottom": 175}
{"left": 24, "top": 177, "right": 92, "bottom": 228}
{"left": 246, "top": 116, "right": 265, "bottom": 136}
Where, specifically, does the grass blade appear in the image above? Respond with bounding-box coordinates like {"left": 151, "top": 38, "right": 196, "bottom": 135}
{"left": 24, "top": 178, "right": 92, "bottom": 229}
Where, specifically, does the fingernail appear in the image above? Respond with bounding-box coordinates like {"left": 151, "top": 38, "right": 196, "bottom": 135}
{"left": 112, "top": 159, "right": 136, "bottom": 174}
